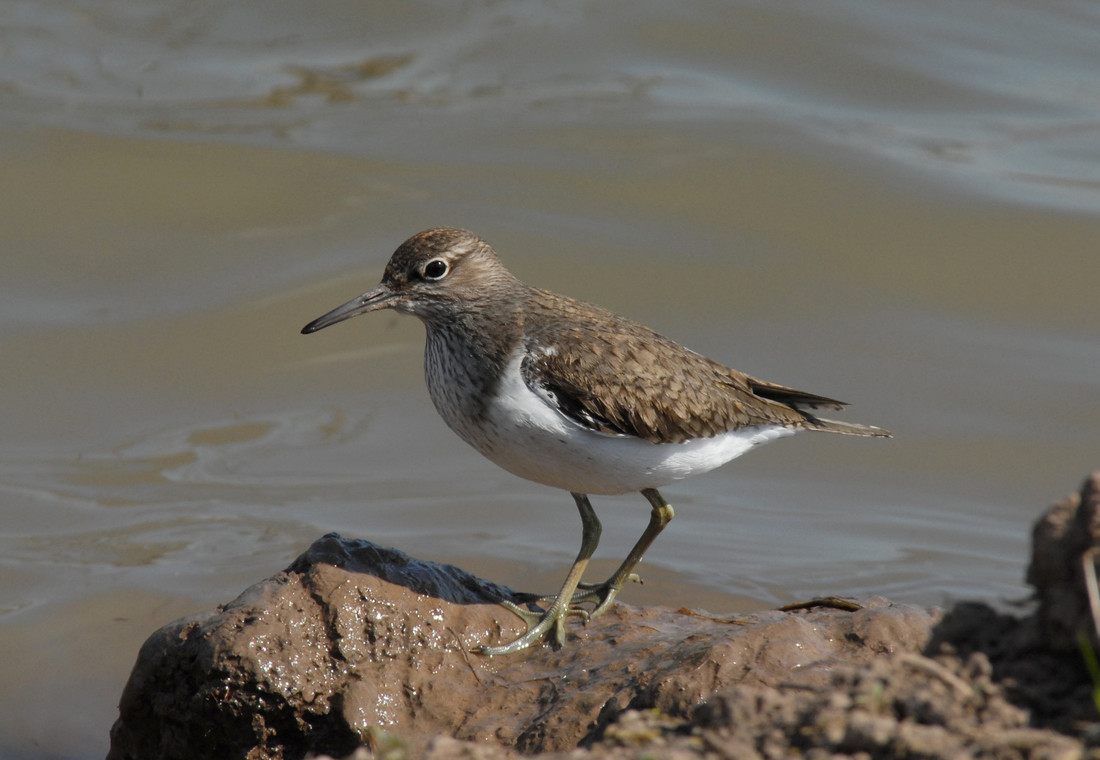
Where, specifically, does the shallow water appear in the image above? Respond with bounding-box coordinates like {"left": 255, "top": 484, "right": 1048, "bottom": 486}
{"left": 1, "top": 1, "right": 1099, "bottom": 758}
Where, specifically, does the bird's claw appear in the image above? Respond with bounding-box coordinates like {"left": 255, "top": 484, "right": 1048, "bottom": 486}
{"left": 478, "top": 573, "right": 639, "bottom": 655}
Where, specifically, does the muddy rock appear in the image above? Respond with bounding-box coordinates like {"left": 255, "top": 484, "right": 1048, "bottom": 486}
{"left": 107, "top": 534, "right": 936, "bottom": 760}
{"left": 109, "top": 473, "right": 1100, "bottom": 760}
{"left": 1028, "top": 471, "right": 1100, "bottom": 652}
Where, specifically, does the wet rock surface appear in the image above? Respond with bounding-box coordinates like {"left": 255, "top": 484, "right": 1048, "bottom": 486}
{"left": 108, "top": 474, "right": 1100, "bottom": 760}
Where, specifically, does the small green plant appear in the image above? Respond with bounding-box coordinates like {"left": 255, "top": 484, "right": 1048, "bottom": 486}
{"left": 1077, "top": 631, "right": 1100, "bottom": 717}
{"left": 1080, "top": 547, "right": 1100, "bottom": 717}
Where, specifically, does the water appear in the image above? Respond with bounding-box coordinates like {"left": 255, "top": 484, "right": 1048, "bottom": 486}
{"left": 1, "top": 1, "right": 1099, "bottom": 757}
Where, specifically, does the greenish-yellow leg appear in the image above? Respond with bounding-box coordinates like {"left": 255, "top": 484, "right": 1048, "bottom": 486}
{"left": 567, "top": 488, "right": 674, "bottom": 617}
{"left": 477, "top": 488, "right": 674, "bottom": 655}
{"left": 477, "top": 492, "right": 602, "bottom": 656}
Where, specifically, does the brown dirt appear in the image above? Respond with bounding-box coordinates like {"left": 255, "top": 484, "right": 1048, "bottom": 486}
{"left": 107, "top": 473, "right": 1100, "bottom": 760}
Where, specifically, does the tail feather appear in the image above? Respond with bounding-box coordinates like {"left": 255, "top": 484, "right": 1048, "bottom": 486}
{"left": 747, "top": 377, "right": 890, "bottom": 438}
{"left": 748, "top": 379, "right": 847, "bottom": 412}
{"left": 806, "top": 416, "right": 891, "bottom": 438}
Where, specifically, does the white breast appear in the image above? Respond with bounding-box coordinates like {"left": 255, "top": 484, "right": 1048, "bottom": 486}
{"left": 432, "top": 347, "right": 796, "bottom": 495}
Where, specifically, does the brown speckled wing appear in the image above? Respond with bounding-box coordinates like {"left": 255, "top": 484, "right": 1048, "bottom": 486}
{"left": 518, "top": 292, "right": 832, "bottom": 444}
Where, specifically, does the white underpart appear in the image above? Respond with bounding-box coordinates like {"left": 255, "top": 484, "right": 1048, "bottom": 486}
{"left": 433, "top": 347, "right": 796, "bottom": 496}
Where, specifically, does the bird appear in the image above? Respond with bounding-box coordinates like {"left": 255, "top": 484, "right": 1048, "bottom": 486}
{"left": 301, "top": 227, "right": 890, "bottom": 655}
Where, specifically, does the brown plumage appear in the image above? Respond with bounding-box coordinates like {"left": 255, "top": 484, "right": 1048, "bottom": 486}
{"left": 365, "top": 227, "right": 886, "bottom": 444}
{"left": 518, "top": 291, "right": 878, "bottom": 444}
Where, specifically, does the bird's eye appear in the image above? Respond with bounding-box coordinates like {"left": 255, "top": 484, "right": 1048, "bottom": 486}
{"left": 423, "top": 259, "right": 448, "bottom": 280}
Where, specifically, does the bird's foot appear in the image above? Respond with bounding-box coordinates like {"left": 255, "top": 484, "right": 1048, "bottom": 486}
{"left": 567, "top": 572, "right": 641, "bottom": 618}
{"left": 476, "top": 599, "right": 589, "bottom": 656}
{"left": 510, "top": 571, "right": 641, "bottom": 619}
{"left": 477, "top": 573, "right": 643, "bottom": 655}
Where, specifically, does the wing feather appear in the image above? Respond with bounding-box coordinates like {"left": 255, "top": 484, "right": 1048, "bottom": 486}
{"left": 516, "top": 289, "right": 888, "bottom": 443}
{"left": 519, "top": 324, "right": 809, "bottom": 443}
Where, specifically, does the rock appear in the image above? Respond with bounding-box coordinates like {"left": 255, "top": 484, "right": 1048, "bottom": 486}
{"left": 1027, "top": 471, "right": 1100, "bottom": 652}
{"left": 108, "top": 474, "right": 1100, "bottom": 759}
{"left": 107, "top": 534, "right": 936, "bottom": 760}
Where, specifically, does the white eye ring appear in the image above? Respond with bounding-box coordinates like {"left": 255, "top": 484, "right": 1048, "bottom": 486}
{"left": 423, "top": 259, "right": 448, "bottom": 280}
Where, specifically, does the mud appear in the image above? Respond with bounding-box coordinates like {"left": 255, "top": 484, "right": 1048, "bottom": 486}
{"left": 108, "top": 473, "right": 1100, "bottom": 760}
